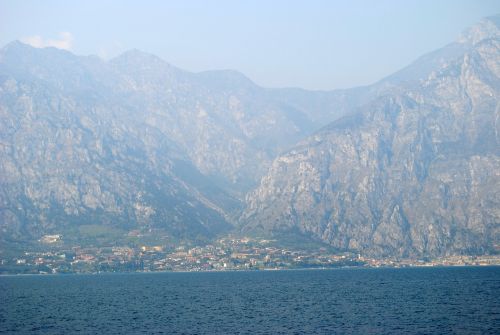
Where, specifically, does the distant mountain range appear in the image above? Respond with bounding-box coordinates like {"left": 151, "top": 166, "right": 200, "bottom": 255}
{"left": 1, "top": 15, "right": 498, "bottom": 257}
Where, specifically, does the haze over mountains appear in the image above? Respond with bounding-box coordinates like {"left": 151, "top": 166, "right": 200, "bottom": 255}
{"left": 1, "top": 16, "right": 498, "bottom": 257}
{"left": 244, "top": 16, "right": 500, "bottom": 257}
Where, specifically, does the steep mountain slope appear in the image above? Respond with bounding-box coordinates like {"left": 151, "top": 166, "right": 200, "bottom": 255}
{"left": 107, "top": 50, "right": 366, "bottom": 191}
{"left": 0, "top": 54, "right": 232, "bottom": 244}
{"left": 0, "top": 41, "right": 363, "bottom": 247}
{"left": 242, "top": 16, "right": 500, "bottom": 257}
{"left": 2, "top": 16, "right": 498, "bottom": 257}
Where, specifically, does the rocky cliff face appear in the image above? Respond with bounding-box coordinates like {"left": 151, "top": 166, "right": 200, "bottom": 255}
{"left": 242, "top": 16, "right": 500, "bottom": 257}
{"left": 0, "top": 41, "right": 362, "bottom": 245}
{"left": 0, "top": 47, "right": 231, "bottom": 243}
{"left": 2, "top": 17, "right": 499, "bottom": 256}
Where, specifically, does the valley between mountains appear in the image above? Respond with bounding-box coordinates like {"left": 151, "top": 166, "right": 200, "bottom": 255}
{"left": 1, "top": 16, "right": 498, "bottom": 262}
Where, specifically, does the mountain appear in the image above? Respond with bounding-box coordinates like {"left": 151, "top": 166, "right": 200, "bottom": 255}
{"left": 241, "top": 16, "right": 500, "bottom": 257}
{"left": 0, "top": 43, "right": 231, "bottom": 246}
{"left": 1, "top": 16, "right": 498, "bottom": 258}
{"left": 0, "top": 40, "right": 366, "bottom": 249}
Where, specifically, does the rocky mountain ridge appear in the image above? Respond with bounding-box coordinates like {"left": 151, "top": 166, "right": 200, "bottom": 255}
{"left": 0, "top": 40, "right": 367, "bottom": 247}
{"left": 1, "top": 16, "right": 499, "bottom": 258}
{"left": 241, "top": 16, "right": 500, "bottom": 257}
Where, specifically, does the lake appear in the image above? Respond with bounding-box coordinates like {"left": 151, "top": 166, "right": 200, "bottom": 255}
{"left": 1, "top": 267, "right": 499, "bottom": 334}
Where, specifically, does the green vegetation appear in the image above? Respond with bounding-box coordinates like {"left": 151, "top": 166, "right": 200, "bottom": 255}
{"left": 78, "top": 224, "right": 124, "bottom": 239}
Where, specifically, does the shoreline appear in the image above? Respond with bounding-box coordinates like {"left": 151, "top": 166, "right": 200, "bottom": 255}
{"left": 1, "top": 263, "right": 499, "bottom": 277}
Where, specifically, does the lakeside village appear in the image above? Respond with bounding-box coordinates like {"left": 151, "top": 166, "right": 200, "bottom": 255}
{"left": 1, "top": 234, "right": 499, "bottom": 275}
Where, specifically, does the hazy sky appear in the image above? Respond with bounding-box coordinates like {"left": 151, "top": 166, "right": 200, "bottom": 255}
{"left": 1, "top": 0, "right": 499, "bottom": 90}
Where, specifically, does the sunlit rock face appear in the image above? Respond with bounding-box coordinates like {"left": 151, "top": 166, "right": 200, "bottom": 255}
{"left": 242, "top": 16, "right": 500, "bottom": 257}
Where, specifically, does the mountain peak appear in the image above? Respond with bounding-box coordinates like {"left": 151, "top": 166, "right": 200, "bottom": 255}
{"left": 115, "top": 48, "right": 156, "bottom": 59}
{"left": 1, "top": 39, "right": 75, "bottom": 56}
{"left": 1, "top": 40, "right": 28, "bottom": 50}
{"left": 1, "top": 40, "right": 39, "bottom": 58}
{"left": 110, "top": 48, "right": 171, "bottom": 68}
{"left": 109, "top": 48, "right": 186, "bottom": 79}
{"left": 458, "top": 14, "right": 500, "bottom": 45}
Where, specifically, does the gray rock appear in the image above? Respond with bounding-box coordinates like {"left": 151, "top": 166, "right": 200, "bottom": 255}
{"left": 0, "top": 40, "right": 363, "bottom": 245}
{"left": 241, "top": 16, "right": 500, "bottom": 257}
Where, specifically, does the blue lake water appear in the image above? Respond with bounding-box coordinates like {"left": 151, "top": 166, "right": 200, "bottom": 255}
{"left": 1, "top": 267, "right": 499, "bottom": 334}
